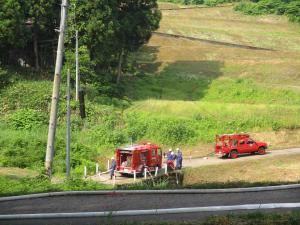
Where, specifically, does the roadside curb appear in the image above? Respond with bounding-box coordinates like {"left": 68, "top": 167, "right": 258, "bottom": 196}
{"left": 1, "top": 203, "right": 300, "bottom": 220}
{"left": 1, "top": 183, "right": 300, "bottom": 202}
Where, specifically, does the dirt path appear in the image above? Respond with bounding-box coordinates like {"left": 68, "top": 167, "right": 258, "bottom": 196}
{"left": 183, "top": 148, "right": 300, "bottom": 168}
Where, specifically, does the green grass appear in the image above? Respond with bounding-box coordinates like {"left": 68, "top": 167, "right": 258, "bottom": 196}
{"left": 0, "top": 175, "right": 112, "bottom": 197}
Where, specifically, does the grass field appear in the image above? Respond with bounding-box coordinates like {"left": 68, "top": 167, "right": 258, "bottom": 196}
{"left": 183, "top": 153, "right": 300, "bottom": 186}
{"left": 1, "top": 3, "right": 300, "bottom": 178}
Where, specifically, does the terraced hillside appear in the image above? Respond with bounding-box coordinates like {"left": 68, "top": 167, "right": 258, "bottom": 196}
{"left": 123, "top": 4, "right": 300, "bottom": 152}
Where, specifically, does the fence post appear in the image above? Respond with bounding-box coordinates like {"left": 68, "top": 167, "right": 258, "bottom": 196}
{"left": 96, "top": 163, "right": 99, "bottom": 174}
{"left": 113, "top": 172, "right": 116, "bottom": 187}
{"left": 107, "top": 160, "right": 110, "bottom": 171}
{"left": 144, "top": 168, "right": 147, "bottom": 179}
{"left": 84, "top": 166, "right": 87, "bottom": 178}
{"left": 133, "top": 170, "right": 136, "bottom": 182}
{"left": 155, "top": 167, "right": 158, "bottom": 177}
{"left": 164, "top": 163, "right": 167, "bottom": 174}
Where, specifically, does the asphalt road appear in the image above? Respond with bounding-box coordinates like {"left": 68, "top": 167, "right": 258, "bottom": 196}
{"left": 1, "top": 188, "right": 300, "bottom": 225}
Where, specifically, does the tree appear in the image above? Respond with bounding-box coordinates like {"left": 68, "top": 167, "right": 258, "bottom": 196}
{"left": 24, "top": 0, "right": 59, "bottom": 70}
{"left": 0, "top": 0, "right": 28, "bottom": 64}
{"left": 0, "top": 0, "right": 59, "bottom": 69}
{"left": 66, "top": 0, "right": 161, "bottom": 84}
{"left": 115, "top": 0, "right": 161, "bottom": 84}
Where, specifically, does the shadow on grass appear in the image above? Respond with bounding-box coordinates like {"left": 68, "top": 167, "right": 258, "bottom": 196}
{"left": 124, "top": 46, "right": 224, "bottom": 101}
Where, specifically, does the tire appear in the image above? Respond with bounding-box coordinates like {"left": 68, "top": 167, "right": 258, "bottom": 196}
{"left": 230, "top": 150, "right": 238, "bottom": 159}
{"left": 258, "top": 147, "right": 266, "bottom": 155}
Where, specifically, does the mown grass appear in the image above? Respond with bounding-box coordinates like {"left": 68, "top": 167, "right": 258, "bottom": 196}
{"left": 183, "top": 154, "right": 300, "bottom": 186}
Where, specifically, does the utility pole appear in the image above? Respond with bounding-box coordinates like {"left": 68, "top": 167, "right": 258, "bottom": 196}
{"left": 75, "top": 30, "right": 80, "bottom": 101}
{"left": 45, "top": 0, "right": 68, "bottom": 177}
{"left": 66, "top": 69, "right": 71, "bottom": 178}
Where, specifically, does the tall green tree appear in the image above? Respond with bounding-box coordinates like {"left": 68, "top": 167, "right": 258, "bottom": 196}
{"left": 66, "top": 0, "right": 161, "bottom": 85}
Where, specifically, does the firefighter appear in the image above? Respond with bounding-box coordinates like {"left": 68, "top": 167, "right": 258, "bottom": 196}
{"left": 110, "top": 157, "right": 116, "bottom": 179}
{"left": 176, "top": 148, "right": 183, "bottom": 170}
{"left": 167, "top": 149, "right": 173, "bottom": 160}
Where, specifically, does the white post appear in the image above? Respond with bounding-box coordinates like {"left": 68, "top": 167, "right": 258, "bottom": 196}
{"left": 133, "top": 170, "right": 136, "bottom": 182}
{"left": 84, "top": 166, "right": 87, "bottom": 178}
{"left": 113, "top": 171, "right": 116, "bottom": 187}
{"left": 107, "top": 160, "right": 110, "bottom": 171}
{"left": 164, "top": 163, "right": 167, "bottom": 174}
{"left": 144, "top": 168, "right": 147, "bottom": 179}
{"left": 96, "top": 163, "right": 99, "bottom": 174}
{"left": 155, "top": 167, "right": 158, "bottom": 177}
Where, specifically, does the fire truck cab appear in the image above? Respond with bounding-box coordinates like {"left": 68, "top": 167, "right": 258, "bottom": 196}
{"left": 215, "top": 133, "right": 268, "bottom": 159}
{"left": 116, "top": 143, "right": 162, "bottom": 175}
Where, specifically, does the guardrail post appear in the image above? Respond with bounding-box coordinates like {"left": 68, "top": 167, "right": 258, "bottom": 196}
{"left": 133, "top": 170, "right": 136, "bottom": 182}
{"left": 144, "top": 168, "right": 147, "bottom": 179}
{"left": 84, "top": 166, "right": 87, "bottom": 178}
{"left": 155, "top": 167, "right": 158, "bottom": 177}
{"left": 164, "top": 163, "right": 167, "bottom": 174}
{"left": 96, "top": 163, "right": 99, "bottom": 174}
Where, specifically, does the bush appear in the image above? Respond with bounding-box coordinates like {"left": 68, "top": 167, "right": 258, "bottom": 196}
{"left": 235, "top": 0, "right": 300, "bottom": 25}
{"left": 7, "top": 109, "right": 47, "bottom": 130}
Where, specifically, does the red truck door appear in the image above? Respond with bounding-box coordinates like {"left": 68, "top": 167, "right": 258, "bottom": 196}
{"left": 150, "top": 148, "right": 157, "bottom": 167}
{"left": 238, "top": 138, "right": 251, "bottom": 153}
{"left": 246, "top": 139, "right": 257, "bottom": 152}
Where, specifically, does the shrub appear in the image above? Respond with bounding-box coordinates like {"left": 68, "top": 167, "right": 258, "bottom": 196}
{"left": 7, "top": 109, "right": 47, "bottom": 130}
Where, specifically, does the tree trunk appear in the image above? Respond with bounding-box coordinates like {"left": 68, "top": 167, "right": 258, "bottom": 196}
{"left": 33, "top": 29, "right": 40, "bottom": 71}
{"left": 116, "top": 48, "right": 124, "bottom": 85}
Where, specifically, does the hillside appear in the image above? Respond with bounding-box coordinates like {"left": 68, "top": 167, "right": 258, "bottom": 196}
{"left": 1, "top": 3, "right": 300, "bottom": 176}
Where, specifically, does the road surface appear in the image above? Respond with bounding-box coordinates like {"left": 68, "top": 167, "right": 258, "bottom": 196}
{"left": 0, "top": 187, "right": 300, "bottom": 224}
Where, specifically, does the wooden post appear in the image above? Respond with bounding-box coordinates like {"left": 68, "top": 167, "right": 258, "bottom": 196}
{"left": 107, "top": 160, "right": 110, "bottom": 171}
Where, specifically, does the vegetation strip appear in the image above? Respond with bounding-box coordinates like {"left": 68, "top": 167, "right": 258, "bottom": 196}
{"left": 153, "top": 32, "right": 275, "bottom": 51}
{"left": 1, "top": 203, "right": 300, "bottom": 220}
{"left": 1, "top": 184, "right": 300, "bottom": 202}
{"left": 160, "top": 4, "right": 233, "bottom": 10}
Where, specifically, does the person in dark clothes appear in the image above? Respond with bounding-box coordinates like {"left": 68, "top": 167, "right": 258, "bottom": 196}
{"left": 176, "top": 148, "right": 183, "bottom": 170}
{"left": 110, "top": 157, "right": 116, "bottom": 179}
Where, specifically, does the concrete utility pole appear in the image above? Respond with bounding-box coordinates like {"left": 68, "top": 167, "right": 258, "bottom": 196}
{"left": 45, "top": 0, "right": 68, "bottom": 177}
{"left": 66, "top": 69, "right": 71, "bottom": 178}
{"left": 75, "top": 30, "right": 80, "bottom": 101}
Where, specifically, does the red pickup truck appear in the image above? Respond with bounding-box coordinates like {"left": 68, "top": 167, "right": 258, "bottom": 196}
{"left": 215, "top": 133, "right": 268, "bottom": 159}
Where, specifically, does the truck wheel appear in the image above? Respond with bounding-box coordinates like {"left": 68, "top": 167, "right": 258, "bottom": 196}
{"left": 258, "top": 147, "right": 266, "bottom": 155}
{"left": 230, "top": 150, "right": 238, "bottom": 159}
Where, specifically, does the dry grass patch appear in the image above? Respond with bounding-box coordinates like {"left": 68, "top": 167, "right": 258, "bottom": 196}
{"left": 183, "top": 154, "right": 300, "bottom": 185}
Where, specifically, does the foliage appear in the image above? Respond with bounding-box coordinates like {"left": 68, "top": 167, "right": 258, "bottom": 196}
{"left": 66, "top": 0, "right": 161, "bottom": 83}
{"left": 7, "top": 109, "right": 46, "bottom": 130}
{"left": 158, "top": 0, "right": 237, "bottom": 6}
{"left": 0, "top": 0, "right": 59, "bottom": 67}
{"left": 0, "top": 175, "right": 111, "bottom": 197}
{"left": 0, "top": 67, "right": 10, "bottom": 89}
{"left": 234, "top": 0, "right": 300, "bottom": 25}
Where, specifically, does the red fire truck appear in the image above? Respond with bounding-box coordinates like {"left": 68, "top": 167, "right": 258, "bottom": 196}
{"left": 115, "top": 143, "right": 163, "bottom": 175}
{"left": 215, "top": 133, "right": 268, "bottom": 159}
